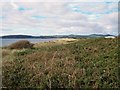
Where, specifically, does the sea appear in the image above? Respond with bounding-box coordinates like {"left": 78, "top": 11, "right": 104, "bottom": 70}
{"left": 0, "top": 38, "right": 58, "bottom": 47}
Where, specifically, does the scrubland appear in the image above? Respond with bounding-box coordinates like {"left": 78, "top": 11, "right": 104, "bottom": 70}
{"left": 2, "top": 38, "right": 119, "bottom": 89}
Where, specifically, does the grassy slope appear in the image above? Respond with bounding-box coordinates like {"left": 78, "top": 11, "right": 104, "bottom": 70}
{"left": 2, "top": 38, "right": 119, "bottom": 88}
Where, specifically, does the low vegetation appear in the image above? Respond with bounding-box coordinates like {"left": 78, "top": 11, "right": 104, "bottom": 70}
{"left": 7, "top": 40, "right": 34, "bottom": 49}
{"left": 2, "top": 38, "right": 119, "bottom": 89}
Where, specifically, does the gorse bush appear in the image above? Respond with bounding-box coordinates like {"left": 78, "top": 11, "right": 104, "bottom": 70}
{"left": 8, "top": 40, "right": 34, "bottom": 49}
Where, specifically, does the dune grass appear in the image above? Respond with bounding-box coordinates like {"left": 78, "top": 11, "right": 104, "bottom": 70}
{"left": 2, "top": 38, "right": 119, "bottom": 89}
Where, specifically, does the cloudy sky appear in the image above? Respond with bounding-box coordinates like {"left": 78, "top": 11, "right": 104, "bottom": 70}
{"left": 0, "top": 1, "right": 118, "bottom": 36}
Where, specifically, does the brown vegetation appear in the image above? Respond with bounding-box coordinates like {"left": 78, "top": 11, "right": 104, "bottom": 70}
{"left": 8, "top": 40, "right": 34, "bottom": 49}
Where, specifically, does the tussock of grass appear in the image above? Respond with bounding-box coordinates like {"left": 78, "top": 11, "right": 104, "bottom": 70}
{"left": 2, "top": 38, "right": 119, "bottom": 88}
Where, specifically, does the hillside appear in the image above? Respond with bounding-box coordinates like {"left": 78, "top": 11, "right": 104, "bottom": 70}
{"left": 2, "top": 38, "right": 119, "bottom": 89}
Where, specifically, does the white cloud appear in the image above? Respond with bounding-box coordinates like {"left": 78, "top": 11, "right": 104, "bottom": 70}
{"left": 10, "top": 1, "right": 19, "bottom": 9}
{"left": 0, "top": 2, "right": 118, "bottom": 36}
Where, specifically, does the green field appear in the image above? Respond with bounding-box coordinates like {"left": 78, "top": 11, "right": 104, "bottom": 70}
{"left": 2, "top": 38, "right": 119, "bottom": 89}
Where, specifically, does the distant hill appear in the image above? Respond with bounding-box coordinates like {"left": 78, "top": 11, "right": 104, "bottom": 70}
{"left": 0, "top": 34, "right": 115, "bottom": 39}
{"left": 86, "top": 34, "right": 115, "bottom": 38}
{"left": 1, "top": 35, "right": 34, "bottom": 38}
{"left": 1, "top": 35, "right": 56, "bottom": 39}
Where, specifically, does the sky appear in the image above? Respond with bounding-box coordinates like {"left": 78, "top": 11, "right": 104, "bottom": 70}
{"left": 0, "top": 1, "right": 119, "bottom": 36}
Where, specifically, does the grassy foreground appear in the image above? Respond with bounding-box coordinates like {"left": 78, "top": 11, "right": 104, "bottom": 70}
{"left": 2, "top": 38, "right": 119, "bottom": 89}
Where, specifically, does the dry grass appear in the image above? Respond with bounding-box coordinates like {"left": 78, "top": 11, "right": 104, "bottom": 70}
{"left": 34, "top": 38, "right": 77, "bottom": 48}
{"left": 2, "top": 49, "right": 11, "bottom": 57}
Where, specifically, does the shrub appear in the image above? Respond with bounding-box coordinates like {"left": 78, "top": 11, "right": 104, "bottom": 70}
{"left": 16, "top": 49, "right": 34, "bottom": 56}
{"left": 8, "top": 40, "right": 34, "bottom": 49}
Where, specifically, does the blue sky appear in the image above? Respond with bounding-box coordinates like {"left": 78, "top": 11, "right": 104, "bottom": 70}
{"left": 0, "top": 1, "right": 118, "bottom": 36}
